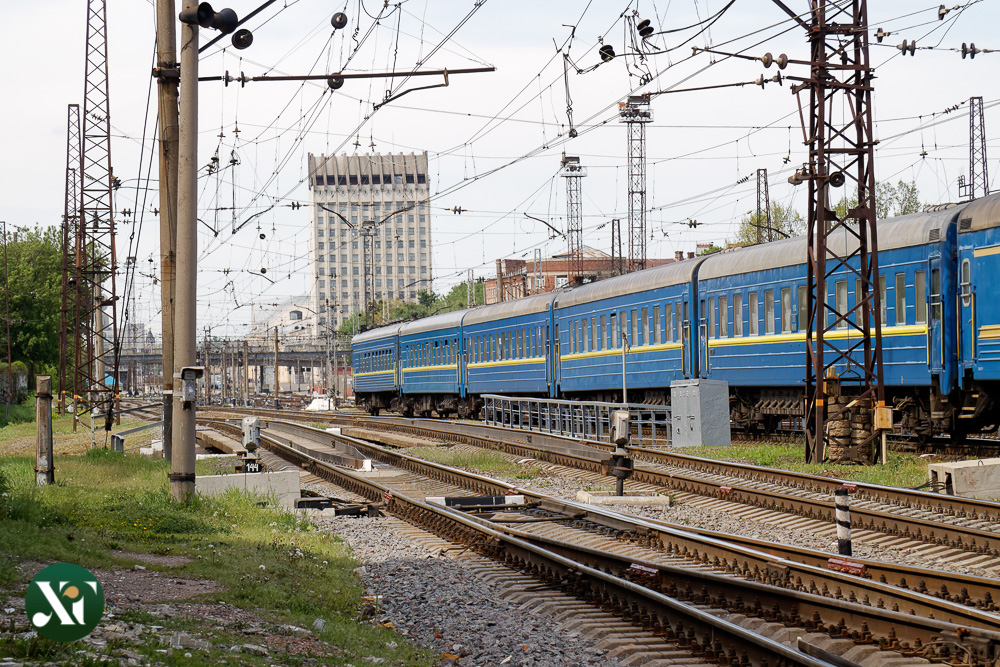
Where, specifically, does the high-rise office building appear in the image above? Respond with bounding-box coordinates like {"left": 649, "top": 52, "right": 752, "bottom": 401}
{"left": 307, "top": 152, "right": 432, "bottom": 329}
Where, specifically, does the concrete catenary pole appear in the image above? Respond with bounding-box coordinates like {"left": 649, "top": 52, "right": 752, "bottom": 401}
{"left": 273, "top": 326, "right": 279, "bottom": 409}
{"left": 35, "top": 376, "right": 54, "bottom": 486}
{"left": 156, "top": 0, "right": 179, "bottom": 462}
{"left": 835, "top": 487, "right": 852, "bottom": 556}
{"left": 171, "top": 2, "right": 198, "bottom": 502}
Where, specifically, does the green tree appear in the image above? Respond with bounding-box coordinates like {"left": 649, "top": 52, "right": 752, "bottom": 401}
{"left": 835, "top": 180, "right": 922, "bottom": 220}
{"left": 4, "top": 226, "right": 63, "bottom": 377}
{"left": 734, "top": 200, "right": 805, "bottom": 246}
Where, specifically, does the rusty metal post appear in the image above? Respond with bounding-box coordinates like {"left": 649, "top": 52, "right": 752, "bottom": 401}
{"left": 778, "top": 0, "right": 885, "bottom": 464}
{"left": 59, "top": 105, "right": 82, "bottom": 418}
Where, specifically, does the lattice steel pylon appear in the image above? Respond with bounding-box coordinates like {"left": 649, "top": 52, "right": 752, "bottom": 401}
{"left": 779, "top": 0, "right": 886, "bottom": 464}
{"left": 59, "top": 104, "right": 83, "bottom": 422}
{"left": 756, "top": 168, "right": 772, "bottom": 244}
{"left": 76, "top": 0, "right": 121, "bottom": 435}
{"left": 619, "top": 96, "right": 652, "bottom": 273}
{"left": 610, "top": 218, "right": 624, "bottom": 276}
{"left": 560, "top": 153, "right": 586, "bottom": 283}
{"left": 960, "top": 96, "right": 988, "bottom": 200}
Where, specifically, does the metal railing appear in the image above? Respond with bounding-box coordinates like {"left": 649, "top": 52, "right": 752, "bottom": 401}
{"left": 482, "top": 395, "right": 672, "bottom": 448}
{"left": 111, "top": 421, "right": 163, "bottom": 452}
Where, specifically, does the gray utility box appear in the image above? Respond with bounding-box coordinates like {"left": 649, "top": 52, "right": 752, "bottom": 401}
{"left": 670, "top": 379, "right": 731, "bottom": 448}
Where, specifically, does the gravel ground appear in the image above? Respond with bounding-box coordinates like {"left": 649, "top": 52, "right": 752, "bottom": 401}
{"left": 314, "top": 514, "right": 624, "bottom": 667}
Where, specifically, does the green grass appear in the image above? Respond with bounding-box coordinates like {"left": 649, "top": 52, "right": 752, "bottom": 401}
{"left": 680, "top": 442, "right": 929, "bottom": 488}
{"left": 0, "top": 450, "right": 434, "bottom": 666}
{"left": 410, "top": 446, "right": 542, "bottom": 478}
{"left": 0, "top": 396, "right": 35, "bottom": 429}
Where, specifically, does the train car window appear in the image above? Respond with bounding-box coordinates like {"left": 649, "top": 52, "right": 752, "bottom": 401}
{"left": 519, "top": 329, "right": 525, "bottom": 358}
{"left": 719, "top": 297, "right": 728, "bottom": 338}
{"left": 653, "top": 308, "right": 661, "bottom": 344}
{"left": 931, "top": 269, "right": 942, "bottom": 321}
{"left": 915, "top": 270, "right": 927, "bottom": 323}
{"left": 835, "top": 281, "right": 848, "bottom": 329}
{"left": 609, "top": 313, "right": 618, "bottom": 349}
{"left": 632, "top": 309, "right": 639, "bottom": 346}
{"left": 961, "top": 259, "right": 971, "bottom": 307}
{"left": 570, "top": 321, "right": 576, "bottom": 354}
{"left": 675, "top": 303, "right": 681, "bottom": 342}
{"left": 749, "top": 292, "right": 758, "bottom": 335}
{"left": 781, "top": 288, "right": 791, "bottom": 333}
{"left": 733, "top": 295, "right": 743, "bottom": 337}
{"left": 764, "top": 291, "right": 775, "bottom": 334}
{"left": 708, "top": 300, "right": 715, "bottom": 339}
{"left": 895, "top": 273, "right": 906, "bottom": 325}
{"left": 599, "top": 315, "right": 607, "bottom": 350}
{"left": 665, "top": 305, "right": 674, "bottom": 341}
{"left": 648, "top": 308, "right": 655, "bottom": 344}
{"left": 880, "top": 276, "right": 887, "bottom": 325}
{"left": 797, "top": 286, "right": 807, "bottom": 332}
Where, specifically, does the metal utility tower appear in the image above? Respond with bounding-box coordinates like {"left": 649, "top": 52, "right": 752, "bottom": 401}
{"left": 619, "top": 96, "right": 652, "bottom": 273}
{"left": 77, "top": 0, "right": 122, "bottom": 433}
{"left": 59, "top": 104, "right": 83, "bottom": 420}
{"left": 756, "top": 168, "right": 772, "bottom": 244}
{"left": 533, "top": 249, "right": 542, "bottom": 293}
{"left": 610, "top": 218, "right": 624, "bottom": 276}
{"left": 778, "top": 0, "right": 885, "bottom": 464}
{"left": 560, "top": 154, "right": 586, "bottom": 283}
{"left": 960, "top": 96, "right": 988, "bottom": 200}
{"left": 466, "top": 269, "right": 475, "bottom": 307}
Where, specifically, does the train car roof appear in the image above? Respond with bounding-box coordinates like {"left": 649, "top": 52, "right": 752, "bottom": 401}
{"left": 552, "top": 258, "right": 700, "bottom": 309}
{"left": 699, "top": 206, "right": 963, "bottom": 281}
{"left": 352, "top": 323, "right": 402, "bottom": 345}
{"left": 462, "top": 291, "right": 559, "bottom": 326}
{"left": 399, "top": 309, "right": 467, "bottom": 336}
{"left": 957, "top": 191, "right": 1000, "bottom": 232}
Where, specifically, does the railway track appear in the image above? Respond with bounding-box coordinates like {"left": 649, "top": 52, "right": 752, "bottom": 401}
{"left": 199, "top": 415, "right": 1000, "bottom": 667}
{"left": 202, "top": 406, "right": 1000, "bottom": 565}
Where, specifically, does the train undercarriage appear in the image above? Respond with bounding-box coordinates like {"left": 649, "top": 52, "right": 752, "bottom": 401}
{"left": 357, "top": 379, "right": 998, "bottom": 445}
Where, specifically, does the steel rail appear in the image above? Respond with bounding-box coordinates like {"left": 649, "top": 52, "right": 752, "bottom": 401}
{"left": 200, "top": 419, "right": 842, "bottom": 667}
{"left": 241, "top": 418, "right": 1000, "bottom": 633}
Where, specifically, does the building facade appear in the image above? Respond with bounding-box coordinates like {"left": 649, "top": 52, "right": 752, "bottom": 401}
{"left": 307, "top": 152, "right": 433, "bottom": 328}
{"left": 483, "top": 248, "right": 679, "bottom": 305}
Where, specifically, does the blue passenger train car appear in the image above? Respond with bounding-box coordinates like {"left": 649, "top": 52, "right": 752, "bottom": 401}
{"left": 352, "top": 192, "right": 1000, "bottom": 440}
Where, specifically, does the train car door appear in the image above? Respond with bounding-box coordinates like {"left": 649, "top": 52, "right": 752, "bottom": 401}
{"left": 698, "top": 298, "right": 709, "bottom": 377}
{"left": 928, "top": 255, "right": 944, "bottom": 374}
{"left": 958, "top": 244, "right": 976, "bottom": 375}
{"left": 681, "top": 299, "right": 692, "bottom": 378}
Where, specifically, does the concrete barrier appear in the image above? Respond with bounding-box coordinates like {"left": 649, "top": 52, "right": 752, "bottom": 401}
{"left": 195, "top": 470, "right": 301, "bottom": 509}
{"left": 927, "top": 458, "right": 1000, "bottom": 500}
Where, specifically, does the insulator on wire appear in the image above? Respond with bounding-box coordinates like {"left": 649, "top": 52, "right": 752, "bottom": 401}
{"left": 962, "top": 43, "right": 979, "bottom": 59}
{"left": 636, "top": 18, "right": 654, "bottom": 38}
{"left": 760, "top": 53, "right": 788, "bottom": 69}
{"left": 875, "top": 27, "right": 890, "bottom": 43}
{"left": 599, "top": 44, "right": 616, "bottom": 62}
{"left": 897, "top": 40, "right": 916, "bottom": 56}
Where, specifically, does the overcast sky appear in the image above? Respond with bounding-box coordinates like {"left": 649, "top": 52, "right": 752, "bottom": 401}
{"left": 3, "top": 0, "right": 998, "bottom": 338}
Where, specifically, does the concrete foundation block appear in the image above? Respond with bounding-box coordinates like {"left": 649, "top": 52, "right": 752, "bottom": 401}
{"left": 195, "top": 470, "right": 300, "bottom": 509}
{"left": 927, "top": 458, "right": 1000, "bottom": 500}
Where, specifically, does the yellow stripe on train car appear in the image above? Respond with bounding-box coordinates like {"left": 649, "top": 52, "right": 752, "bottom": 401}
{"left": 707, "top": 324, "right": 927, "bottom": 348}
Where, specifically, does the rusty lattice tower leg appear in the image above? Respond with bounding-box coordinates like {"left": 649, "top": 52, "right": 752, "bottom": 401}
{"left": 968, "top": 96, "right": 988, "bottom": 200}
{"left": 59, "top": 104, "right": 83, "bottom": 421}
{"left": 78, "top": 0, "right": 121, "bottom": 439}
{"left": 780, "top": 0, "right": 886, "bottom": 463}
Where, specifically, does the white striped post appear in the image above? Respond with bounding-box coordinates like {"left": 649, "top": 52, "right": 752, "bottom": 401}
{"left": 835, "top": 487, "right": 852, "bottom": 556}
